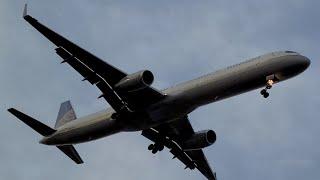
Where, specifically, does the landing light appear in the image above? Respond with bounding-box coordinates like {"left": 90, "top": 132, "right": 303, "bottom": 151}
{"left": 267, "top": 79, "right": 274, "bottom": 87}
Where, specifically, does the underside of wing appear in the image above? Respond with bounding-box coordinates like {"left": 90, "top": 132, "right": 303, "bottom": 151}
{"left": 23, "top": 5, "right": 165, "bottom": 111}
{"left": 142, "top": 116, "right": 217, "bottom": 180}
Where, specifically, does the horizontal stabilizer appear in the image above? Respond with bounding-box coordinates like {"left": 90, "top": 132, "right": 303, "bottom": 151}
{"left": 8, "top": 108, "right": 55, "bottom": 136}
{"left": 57, "top": 145, "right": 83, "bottom": 164}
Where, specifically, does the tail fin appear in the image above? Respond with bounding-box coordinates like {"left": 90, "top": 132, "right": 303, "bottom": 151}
{"left": 23, "top": 4, "right": 27, "bottom": 18}
{"left": 8, "top": 107, "right": 83, "bottom": 164}
{"left": 8, "top": 108, "right": 55, "bottom": 136}
{"left": 55, "top": 101, "right": 77, "bottom": 128}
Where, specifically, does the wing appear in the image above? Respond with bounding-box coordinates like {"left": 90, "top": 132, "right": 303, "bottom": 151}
{"left": 142, "top": 116, "right": 217, "bottom": 180}
{"left": 23, "top": 4, "right": 164, "bottom": 111}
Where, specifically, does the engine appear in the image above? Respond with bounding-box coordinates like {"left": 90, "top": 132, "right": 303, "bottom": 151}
{"left": 114, "top": 70, "right": 154, "bottom": 92}
{"left": 182, "top": 130, "right": 216, "bottom": 151}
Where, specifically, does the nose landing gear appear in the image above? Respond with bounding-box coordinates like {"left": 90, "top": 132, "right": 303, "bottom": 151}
{"left": 260, "top": 75, "right": 276, "bottom": 98}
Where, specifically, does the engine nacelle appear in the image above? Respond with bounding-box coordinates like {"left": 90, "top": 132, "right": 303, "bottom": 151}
{"left": 182, "top": 130, "right": 216, "bottom": 151}
{"left": 114, "top": 70, "right": 154, "bottom": 92}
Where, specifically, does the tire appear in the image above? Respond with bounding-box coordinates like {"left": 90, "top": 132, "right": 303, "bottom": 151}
{"left": 260, "top": 89, "right": 266, "bottom": 95}
{"left": 148, "top": 144, "right": 154, "bottom": 150}
{"left": 152, "top": 149, "right": 158, "bottom": 154}
{"left": 158, "top": 145, "right": 164, "bottom": 151}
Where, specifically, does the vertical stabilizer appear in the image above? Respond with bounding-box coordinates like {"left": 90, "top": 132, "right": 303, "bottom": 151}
{"left": 23, "top": 4, "right": 27, "bottom": 18}
{"left": 55, "top": 101, "right": 77, "bottom": 128}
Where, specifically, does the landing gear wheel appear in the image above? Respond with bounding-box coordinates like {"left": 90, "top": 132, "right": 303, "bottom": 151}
{"left": 158, "top": 145, "right": 164, "bottom": 151}
{"left": 260, "top": 77, "right": 275, "bottom": 98}
{"left": 260, "top": 89, "right": 267, "bottom": 95}
{"left": 152, "top": 148, "right": 158, "bottom": 154}
{"left": 148, "top": 144, "right": 154, "bottom": 151}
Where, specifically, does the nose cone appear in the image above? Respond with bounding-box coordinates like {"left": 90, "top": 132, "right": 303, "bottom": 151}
{"left": 299, "top": 56, "right": 311, "bottom": 71}
{"left": 279, "top": 55, "right": 311, "bottom": 79}
{"left": 290, "top": 55, "right": 311, "bottom": 74}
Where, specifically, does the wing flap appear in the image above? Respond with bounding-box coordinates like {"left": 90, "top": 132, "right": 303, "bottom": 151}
{"left": 55, "top": 47, "right": 100, "bottom": 84}
{"left": 55, "top": 47, "right": 126, "bottom": 112}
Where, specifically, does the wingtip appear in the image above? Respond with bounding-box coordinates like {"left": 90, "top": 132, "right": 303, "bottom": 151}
{"left": 7, "top": 108, "right": 15, "bottom": 113}
{"left": 8, "top": 108, "right": 20, "bottom": 116}
{"left": 77, "top": 160, "right": 84, "bottom": 164}
{"left": 23, "top": 3, "right": 27, "bottom": 18}
{"left": 213, "top": 172, "right": 217, "bottom": 180}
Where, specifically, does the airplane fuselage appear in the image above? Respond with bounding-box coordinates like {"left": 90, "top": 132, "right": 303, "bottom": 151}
{"left": 13, "top": 6, "right": 311, "bottom": 178}
{"left": 40, "top": 51, "right": 310, "bottom": 145}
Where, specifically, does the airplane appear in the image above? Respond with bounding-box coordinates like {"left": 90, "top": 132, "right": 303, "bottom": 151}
{"left": 8, "top": 4, "right": 310, "bottom": 180}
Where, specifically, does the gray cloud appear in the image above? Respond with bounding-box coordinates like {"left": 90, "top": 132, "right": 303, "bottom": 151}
{"left": 0, "top": 0, "right": 319, "bottom": 180}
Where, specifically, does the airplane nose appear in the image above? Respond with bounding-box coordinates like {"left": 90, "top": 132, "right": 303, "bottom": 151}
{"left": 301, "top": 56, "right": 311, "bottom": 70}
{"left": 292, "top": 55, "right": 311, "bottom": 74}
{"left": 280, "top": 55, "right": 311, "bottom": 78}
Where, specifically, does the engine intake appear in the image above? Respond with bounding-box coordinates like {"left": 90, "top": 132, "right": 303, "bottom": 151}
{"left": 115, "top": 70, "right": 154, "bottom": 92}
{"left": 182, "top": 130, "right": 216, "bottom": 151}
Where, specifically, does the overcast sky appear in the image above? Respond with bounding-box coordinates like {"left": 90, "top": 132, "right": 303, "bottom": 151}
{"left": 0, "top": 0, "right": 319, "bottom": 180}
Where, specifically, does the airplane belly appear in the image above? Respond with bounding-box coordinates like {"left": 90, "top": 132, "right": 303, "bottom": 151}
{"left": 171, "top": 70, "right": 265, "bottom": 106}
{"left": 147, "top": 98, "right": 196, "bottom": 124}
{"left": 164, "top": 54, "right": 309, "bottom": 108}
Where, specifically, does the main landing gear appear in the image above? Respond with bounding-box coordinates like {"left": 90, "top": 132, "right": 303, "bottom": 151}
{"left": 148, "top": 143, "right": 164, "bottom": 154}
{"left": 260, "top": 75, "right": 276, "bottom": 98}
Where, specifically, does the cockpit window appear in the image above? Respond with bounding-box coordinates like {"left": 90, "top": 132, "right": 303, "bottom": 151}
{"left": 285, "top": 51, "right": 298, "bottom": 54}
